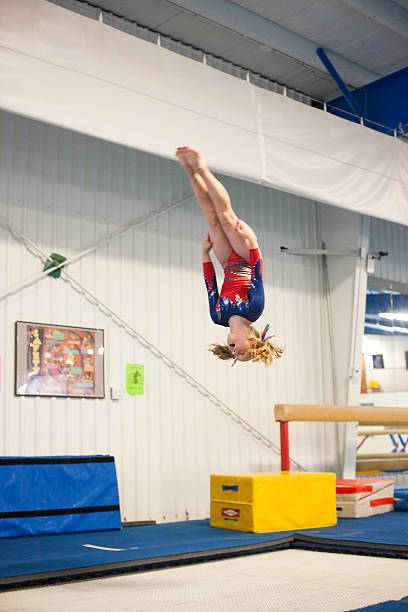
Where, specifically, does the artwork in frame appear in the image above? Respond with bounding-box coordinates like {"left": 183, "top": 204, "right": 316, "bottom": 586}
{"left": 15, "top": 321, "right": 104, "bottom": 398}
{"left": 372, "top": 354, "right": 385, "bottom": 369}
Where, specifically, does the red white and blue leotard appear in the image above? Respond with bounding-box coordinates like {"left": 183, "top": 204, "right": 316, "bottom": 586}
{"left": 203, "top": 248, "right": 264, "bottom": 327}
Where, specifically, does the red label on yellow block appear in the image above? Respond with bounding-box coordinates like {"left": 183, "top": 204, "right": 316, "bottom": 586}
{"left": 222, "top": 507, "right": 240, "bottom": 518}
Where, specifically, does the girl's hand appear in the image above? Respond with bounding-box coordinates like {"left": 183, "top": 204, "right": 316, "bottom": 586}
{"left": 203, "top": 233, "right": 213, "bottom": 254}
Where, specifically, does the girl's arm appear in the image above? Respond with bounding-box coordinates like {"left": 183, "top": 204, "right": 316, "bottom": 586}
{"left": 203, "top": 259, "right": 220, "bottom": 324}
{"left": 202, "top": 234, "right": 220, "bottom": 322}
{"left": 247, "top": 247, "right": 265, "bottom": 320}
{"left": 202, "top": 232, "right": 213, "bottom": 263}
{"left": 249, "top": 247, "right": 264, "bottom": 278}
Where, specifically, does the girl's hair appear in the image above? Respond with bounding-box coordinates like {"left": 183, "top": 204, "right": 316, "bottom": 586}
{"left": 209, "top": 326, "right": 284, "bottom": 367}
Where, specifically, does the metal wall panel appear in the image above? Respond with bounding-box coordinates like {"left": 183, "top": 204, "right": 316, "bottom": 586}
{"left": 370, "top": 217, "right": 408, "bottom": 285}
{"left": 0, "top": 110, "right": 337, "bottom": 523}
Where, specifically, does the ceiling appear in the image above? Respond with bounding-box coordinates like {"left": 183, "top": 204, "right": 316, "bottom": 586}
{"left": 50, "top": 0, "right": 408, "bottom": 101}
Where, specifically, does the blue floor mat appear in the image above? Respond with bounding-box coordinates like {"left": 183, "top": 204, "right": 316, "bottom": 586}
{"left": 1, "top": 512, "right": 407, "bottom": 590}
{"left": 295, "top": 511, "right": 408, "bottom": 551}
{"left": 0, "top": 519, "right": 293, "bottom": 583}
{"left": 395, "top": 486, "right": 408, "bottom": 500}
{"left": 348, "top": 597, "right": 408, "bottom": 611}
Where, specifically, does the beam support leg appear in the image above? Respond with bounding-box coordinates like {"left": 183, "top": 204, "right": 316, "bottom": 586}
{"left": 280, "top": 421, "right": 290, "bottom": 471}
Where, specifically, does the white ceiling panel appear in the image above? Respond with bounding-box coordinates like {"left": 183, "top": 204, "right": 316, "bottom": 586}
{"left": 220, "top": 40, "right": 337, "bottom": 98}
{"left": 220, "top": 39, "right": 297, "bottom": 75}
{"left": 228, "top": 0, "right": 322, "bottom": 23}
{"left": 86, "top": 0, "right": 182, "bottom": 29}
{"left": 278, "top": 1, "right": 383, "bottom": 49}
{"left": 153, "top": 12, "right": 246, "bottom": 56}
{"left": 275, "top": 65, "right": 340, "bottom": 99}
{"left": 336, "top": 30, "right": 408, "bottom": 74}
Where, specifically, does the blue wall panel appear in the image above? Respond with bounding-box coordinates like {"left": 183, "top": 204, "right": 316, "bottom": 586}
{"left": 328, "top": 67, "right": 408, "bottom": 135}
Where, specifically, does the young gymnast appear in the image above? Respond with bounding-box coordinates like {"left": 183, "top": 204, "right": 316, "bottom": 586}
{"left": 176, "top": 146, "right": 283, "bottom": 366}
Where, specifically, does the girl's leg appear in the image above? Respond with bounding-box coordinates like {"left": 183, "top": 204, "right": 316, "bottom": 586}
{"left": 177, "top": 147, "right": 254, "bottom": 260}
{"left": 176, "top": 152, "right": 232, "bottom": 268}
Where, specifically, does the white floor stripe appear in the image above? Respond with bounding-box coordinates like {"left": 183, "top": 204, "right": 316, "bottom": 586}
{"left": 82, "top": 544, "right": 125, "bottom": 551}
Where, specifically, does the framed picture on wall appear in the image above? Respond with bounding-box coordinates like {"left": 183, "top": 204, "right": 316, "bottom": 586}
{"left": 15, "top": 321, "right": 104, "bottom": 398}
{"left": 405, "top": 351, "right": 408, "bottom": 370}
{"left": 372, "top": 354, "right": 384, "bottom": 369}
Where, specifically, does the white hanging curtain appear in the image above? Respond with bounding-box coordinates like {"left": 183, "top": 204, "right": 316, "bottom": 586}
{"left": 1, "top": 0, "right": 407, "bottom": 224}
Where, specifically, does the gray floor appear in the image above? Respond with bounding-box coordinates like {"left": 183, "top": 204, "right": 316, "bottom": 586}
{"left": 2, "top": 549, "right": 408, "bottom": 611}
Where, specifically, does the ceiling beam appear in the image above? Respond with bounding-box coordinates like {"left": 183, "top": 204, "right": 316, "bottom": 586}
{"left": 165, "top": 0, "right": 381, "bottom": 88}
{"left": 316, "top": 48, "right": 364, "bottom": 116}
{"left": 340, "top": 0, "right": 408, "bottom": 41}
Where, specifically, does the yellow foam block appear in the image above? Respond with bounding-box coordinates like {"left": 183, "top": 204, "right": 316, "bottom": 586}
{"left": 210, "top": 472, "right": 337, "bottom": 533}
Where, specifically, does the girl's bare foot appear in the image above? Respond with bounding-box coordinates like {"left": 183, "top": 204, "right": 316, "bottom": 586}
{"left": 175, "top": 148, "right": 194, "bottom": 176}
{"left": 176, "top": 146, "right": 206, "bottom": 172}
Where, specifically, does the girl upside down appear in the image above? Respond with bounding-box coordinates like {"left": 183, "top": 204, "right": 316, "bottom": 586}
{"left": 176, "top": 146, "right": 284, "bottom": 366}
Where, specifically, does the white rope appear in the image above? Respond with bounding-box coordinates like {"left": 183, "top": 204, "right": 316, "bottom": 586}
{"left": 0, "top": 193, "right": 193, "bottom": 304}
{"left": 0, "top": 204, "right": 304, "bottom": 468}
{"left": 0, "top": 215, "right": 45, "bottom": 263}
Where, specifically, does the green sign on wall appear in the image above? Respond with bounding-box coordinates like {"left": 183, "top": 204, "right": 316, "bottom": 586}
{"left": 126, "top": 364, "right": 144, "bottom": 395}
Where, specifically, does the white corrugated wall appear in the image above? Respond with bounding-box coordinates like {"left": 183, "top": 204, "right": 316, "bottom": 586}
{"left": 370, "top": 217, "right": 408, "bottom": 285}
{"left": 0, "top": 109, "right": 338, "bottom": 523}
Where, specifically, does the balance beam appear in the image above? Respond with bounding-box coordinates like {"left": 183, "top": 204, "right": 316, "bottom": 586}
{"left": 357, "top": 457, "right": 408, "bottom": 472}
{"left": 358, "top": 453, "right": 408, "bottom": 459}
{"left": 358, "top": 429, "right": 408, "bottom": 436}
{"left": 275, "top": 404, "right": 408, "bottom": 471}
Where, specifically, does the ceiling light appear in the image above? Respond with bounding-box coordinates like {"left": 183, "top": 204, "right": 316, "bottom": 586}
{"left": 379, "top": 312, "right": 408, "bottom": 322}
{"left": 365, "top": 323, "right": 408, "bottom": 334}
